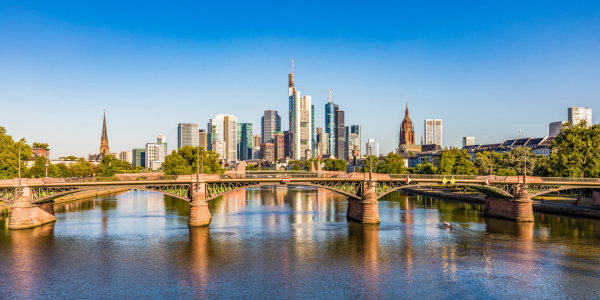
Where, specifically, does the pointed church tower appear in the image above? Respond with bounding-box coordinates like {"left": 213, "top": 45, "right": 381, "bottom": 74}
{"left": 100, "top": 112, "right": 109, "bottom": 155}
{"left": 399, "top": 102, "right": 415, "bottom": 146}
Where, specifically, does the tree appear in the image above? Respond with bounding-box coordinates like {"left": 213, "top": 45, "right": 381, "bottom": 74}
{"left": 245, "top": 164, "right": 260, "bottom": 170}
{"left": 162, "top": 146, "right": 224, "bottom": 175}
{"left": 547, "top": 121, "right": 600, "bottom": 178}
{"left": 374, "top": 152, "right": 406, "bottom": 174}
{"left": 437, "top": 148, "right": 477, "bottom": 175}
{"left": 25, "top": 156, "right": 59, "bottom": 178}
{"left": 0, "top": 127, "right": 32, "bottom": 179}
{"left": 358, "top": 155, "right": 379, "bottom": 173}
{"left": 98, "top": 155, "right": 132, "bottom": 177}
{"left": 323, "top": 158, "right": 347, "bottom": 171}
{"left": 414, "top": 160, "right": 437, "bottom": 174}
{"left": 32, "top": 142, "right": 49, "bottom": 148}
{"left": 500, "top": 147, "right": 538, "bottom": 176}
{"left": 59, "top": 156, "right": 80, "bottom": 160}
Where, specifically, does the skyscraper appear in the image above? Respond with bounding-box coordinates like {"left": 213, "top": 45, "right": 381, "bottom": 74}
{"left": 237, "top": 123, "right": 253, "bottom": 161}
{"left": 274, "top": 131, "right": 285, "bottom": 161}
{"left": 261, "top": 110, "right": 281, "bottom": 143}
{"left": 347, "top": 133, "right": 359, "bottom": 160}
{"left": 199, "top": 129, "right": 208, "bottom": 150}
{"left": 252, "top": 134, "right": 261, "bottom": 159}
{"left": 177, "top": 123, "right": 199, "bottom": 149}
{"left": 462, "top": 136, "right": 475, "bottom": 148}
{"left": 568, "top": 107, "right": 592, "bottom": 127}
{"left": 350, "top": 125, "right": 361, "bottom": 156}
{"left": 549, "top": 121, "right": 567, "bottom": 137}
{"left": 335, "top": 105, "right": 345, "bottom": 160}
{"left": 288, "top": 61, "right": 312, "bottom": 160}
{"left": 424, "top": 119, "right": 442, "bottom": 146}
{"left": 311, "top": 104, "right": 315, "bottom": 157}
{"left": 366, "top": 139, "right": 379, "bottom": 157}
{"left": 132, "top": 148, "right": 145, "bottom": 168}
{"left": 209, "top": 114, "right": 237, "bottom": 161}
{"left": 325, "top": 90, "right": 336, "bottom": 157}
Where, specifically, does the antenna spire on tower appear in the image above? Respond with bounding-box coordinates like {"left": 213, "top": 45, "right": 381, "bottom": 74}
{"left": 329, "top": 89, "right": 332, "bottom": 102}
{"left": 292, "top": 59, "right": 294, "bottom": 75}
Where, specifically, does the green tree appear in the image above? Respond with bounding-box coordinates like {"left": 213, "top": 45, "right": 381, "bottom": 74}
{"left": 0, "top": 127, "right": 32, "bottom": 179}
{"left": 70, "top": 160, "right": 94, "bottom": 177}
{"left": 500, "top": 147, "right": 538, "bottom": 176}
{"left": 374, "top": 152, "right": 406, "bottom": 174}
{"left": 290, "top": 163, "right": 302, "bottom": 171}
{"left": 304, "top": 158, "right": 320, "bottom": 171}
{"left": 59, "top": 156, "right": 80, "bottom": 160}
{"left": 547, "top": 121, "right": 600, "bottom": 178}
{"left": 162, "top": 146, "right": 224, "bottom": 175}
{"left": 496, "top": 168, "right": 517, "bottom": 176}
{"left": 437, "top": 148, "right": 478, "bottom": 175}
{"left": 358, "top": 155, "right": 380, "bottom": 173}
{"left": 245, "top": 164, "right": 260, "bottom": 170}
{"left": 414, "top": 160, "right": 437, "bottom": 174}
{"left": 98, "top": 155, "right": 132, "bottom": 177}
{"left": 323, "top": 158, "right": 347, "bottom": 171}
{"left": 32, "top": 142, "right": 49, "bottom": 148}
{"left": 25, "top": 156, "right": 60, "bottom": 178}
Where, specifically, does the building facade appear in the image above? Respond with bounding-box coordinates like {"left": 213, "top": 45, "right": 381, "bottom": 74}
{"left": 237, "top": 123, "right": 253, "bottom": 161}
{"left": 463, "top": 136, "right": 555, "bottom": 158}
{"left": 132, "top": 148, "right": 146, "bottom": 168}
{"left": 177, "top": 123, "right": 199, "bottom": 149}
{"left": 260, "top": 143, "right": 275, "bottom": 162}
{"left": 209, "top": 114, "right": 238, "bottom": 162}
{"left": 424, "top": 119, "right": 443, "bottom": 146}
{"left": 347, "top": 133, "right": 359, "bottom": 160}
{"left": 462, "top": 136, "right": 475, "bottom": 148}
{"left": 549, "top": 121, "right": 566, "bottom": 137}
{"left": 568, "top": 107, "right": 592, "bottom": 127}
{"left": 119, "top": 151, "right": 133, "bottom": 164}
{"left": 365, "top": 139, "right": 379, "bottom": 157}
{"left": 350, "top": 125, "right": 361, "bottom": 157}
{"left": 273, "top": 131, "right": 285, "bottom": 161}
{"left": 325, "top": 94, "right": 336, "bottom": 158}
{"left": 199, "top": 129, "right": 208, "bottom": 150}
{"left": 288, "top": 67, "right": 312, "bottom": 160}
{"left": 145, "top": 143, "right": 167, "bottom": 170}
{"left": 335, "top": 105, "right": 345, "bottom": 160}
{"left": 261, "top": 110, "right": 281, "bottom": 143}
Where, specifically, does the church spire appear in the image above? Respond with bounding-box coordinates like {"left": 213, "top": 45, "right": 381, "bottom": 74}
{"left": 100, "top": 111, "right": 109, "bottom": 155}
{"left": 102, "top": 111, "right": 107, "bottom": 139}
{"left": 405, "top": 102, "right": 409, "bottom": 118}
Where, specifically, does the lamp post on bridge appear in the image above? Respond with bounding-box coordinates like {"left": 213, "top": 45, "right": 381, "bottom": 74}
{"left": 369, "top": 146, "right": 373, "bottom": 187}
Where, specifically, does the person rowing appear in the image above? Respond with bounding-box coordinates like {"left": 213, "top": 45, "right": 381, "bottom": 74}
{"left": 444, "top": 221, "right": 453, "bottom": 229}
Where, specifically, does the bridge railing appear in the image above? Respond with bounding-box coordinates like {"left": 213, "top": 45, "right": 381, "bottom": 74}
{"left": 541, "top": 177, "right": 600, "bottom": 183}
{"left": 220, "top": 173, "right": 340, "bottom": 179}
{"left": 40, "top": 175, "right": 180, "bottom": 183}
{"left": 387, "top": 174, "right": 483, "bottom": 180}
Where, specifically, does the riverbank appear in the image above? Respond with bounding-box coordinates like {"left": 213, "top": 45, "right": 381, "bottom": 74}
{"left": 404, "top": 187, "right": 600, "bottom": 219}
{"left": 0, "top": 188, "right": 130, "bottom": 215}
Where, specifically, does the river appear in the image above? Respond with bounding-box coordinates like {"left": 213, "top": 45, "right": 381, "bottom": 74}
{"left": 1, "top": 187, "right": 600, "bottom": 298}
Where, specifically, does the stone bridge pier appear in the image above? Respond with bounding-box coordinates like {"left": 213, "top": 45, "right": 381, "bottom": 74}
{"left": 484, "top": 184, "right": 534, "bottom": 222}
{"left": 189, "top": 182, "right": 211, "bottom": 227}
{"left": 9, "top": 186, "right": 56, "bottom": 230}
{"left": 346, "top": 181, "right": 380, "bottom": 224}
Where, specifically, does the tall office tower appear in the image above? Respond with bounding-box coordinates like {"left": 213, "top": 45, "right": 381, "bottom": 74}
{"left": 261, "top": 110, "right": 281, "bottom": 143}
{"left": 208, "top": 114, "right": 238, "bottom": 162}
{"left": 132, "top": 148, "right": 146, "bottom": 167}
{"left": 335, "top": 105, "right": 345, "bottom": 160}
{"left": 252, "top": 134, "right": 261, "bottom": 159}
{"left": 283, "top": 131, "right": 290, "bottom": 158}
{"left": 260, "top": 143, "right": 275, "bottom": 162}
{"left": 177, "top": 123, "right": 199, "bottom": 149}
{"left": 157, "top": 135, "right": 167, "bottom": 151}
{"left": 325, "top": 90, "right": 336, "bottom": 157}
{"left": 399, "top": 103, "right": 415, "bottom": 147}
{"left": 311, "top": 104, "right": 316, "bottom": 157}
{"left": 365, "top": 139, "right": 379, "bottom": 157}
{"left": 462, "top": 137, "right": 475, "bottom": 148}
{"left": 273, "top": 131, "right": 285, "bottom": 161}
{"left": 145, "top": 142, "right": 167, "bottom": 170}
{"left": 549, "top": 121, "right": 567, "bottom": 138}
{"left": 424, "top": 119, "right": 443, "bottom": 146}
{"left": 237, "top": 123, "right": 253, "bottom": 161}
{"left": 347, "top": 133, "right": 359, "bottom": 160}
{"left": 212, "top": 141, "right": 226, "bottom": 160}
{"left": 350, "top": 125, "right": 361, "bottom": 156}
{"left": 316, "top": 127, "right": 323, "bottom": 139}
{"left": 287, "top": 61, "right": 312, "bottom": 160}
{"left": 199, "top": 129, "right": 208, "bottom": 150}
{"left": 119, "top": 151, "right": 133, "bottom": 164}
{"left": 568, "top": 107, "right": 592, "bottom": 127}
{"left": 318, "top": 132, "right": 329, "bottom": 156}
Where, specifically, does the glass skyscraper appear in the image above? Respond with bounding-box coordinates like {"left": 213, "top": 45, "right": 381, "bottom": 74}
{"left": 325, "top": 101, "right": 336, "bottom": 156}
{"left": 261, "top": 110, "right": 281, "bottom": 144}
{"left": 237, "top": 123, "right": 253, "bottom": 161}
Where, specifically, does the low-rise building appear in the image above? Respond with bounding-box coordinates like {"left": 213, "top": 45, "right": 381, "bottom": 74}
{"left": 463, "top": 136, "right": 555, "bottom": 158}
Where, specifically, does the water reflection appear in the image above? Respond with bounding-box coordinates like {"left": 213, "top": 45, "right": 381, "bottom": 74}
{"left": 0, "top": 188, "right": 600, "bottom": 298}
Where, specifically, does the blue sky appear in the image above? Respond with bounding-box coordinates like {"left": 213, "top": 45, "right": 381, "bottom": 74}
{"left": 1, "top": 1, "right": 599, "bottom": 157}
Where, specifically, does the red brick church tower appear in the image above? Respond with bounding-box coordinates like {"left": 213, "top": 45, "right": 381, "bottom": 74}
{"left": 399, "top": 103, "right": 415, "bottom": 146}
{"left": 100, "top": 112, "right": 109, "bottom": 155}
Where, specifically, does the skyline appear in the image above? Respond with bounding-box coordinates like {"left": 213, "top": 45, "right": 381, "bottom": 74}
{"left": 1, "top": 1, "right": 599, "bottom": 157}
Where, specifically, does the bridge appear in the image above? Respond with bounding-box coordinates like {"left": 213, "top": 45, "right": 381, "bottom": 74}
{"left": 1, "top": 169, "right": 600, "bottom": 230}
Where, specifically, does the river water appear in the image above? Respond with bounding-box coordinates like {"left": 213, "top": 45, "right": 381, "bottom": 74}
{"left": 1, "top": 187, "right": 600, "bottom": 299}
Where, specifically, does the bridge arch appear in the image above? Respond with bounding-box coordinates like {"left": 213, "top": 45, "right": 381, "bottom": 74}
{"left": 29, "top": 184, "right": 193, "bottom": 204}
{"left": 528, "top": 185, "right": 600, "bottom": 198}
{"left": 374, "top": 182, "right": 515, "bottom": 200}
{"left": 205, "top": 181, "right": 363, "bottom": 201}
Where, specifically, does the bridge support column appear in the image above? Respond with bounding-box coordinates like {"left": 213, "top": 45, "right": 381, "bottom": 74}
{"left": 189, "top": 182, "right": 211, "bottom": 227}
{"left": 347, "top": 182, "right": 380, "bottom": 224}
{"left": 35, "top": 201, "right": 55, "bottom": 216}
{"left": 484, "top": 189, "right": 534, "bottom": 222}
{"left": 9, "top": 187, "right": 56, "bottom": 230}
